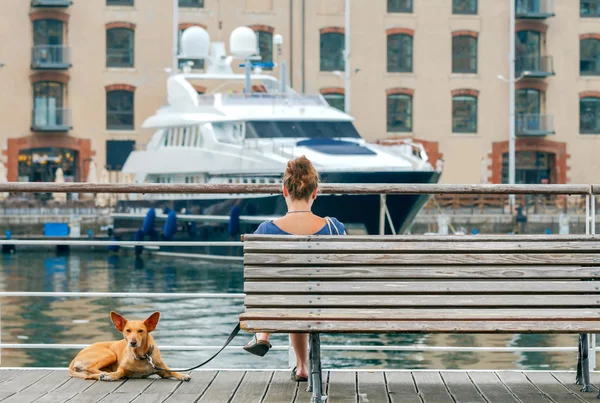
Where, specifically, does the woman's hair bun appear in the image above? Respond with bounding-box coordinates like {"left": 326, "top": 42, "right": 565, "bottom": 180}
{"left": 283, "top": 156, "right": 319, "bottom": 200}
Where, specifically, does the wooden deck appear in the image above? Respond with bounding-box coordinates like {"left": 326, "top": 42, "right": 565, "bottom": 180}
{"left": 0, "top": 369, "right": 597, "bottom": 403}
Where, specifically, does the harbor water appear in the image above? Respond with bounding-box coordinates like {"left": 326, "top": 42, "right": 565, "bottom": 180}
{"left": 0, "top": 251, "right": 581, "bottom": 371}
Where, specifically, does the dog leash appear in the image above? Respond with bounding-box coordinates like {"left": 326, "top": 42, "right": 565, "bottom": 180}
{"left": 138, "top": 323, "right": 241, "bottom": 372}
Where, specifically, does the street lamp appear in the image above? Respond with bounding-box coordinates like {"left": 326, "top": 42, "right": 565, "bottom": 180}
{"left": 497, "top": 68, "right": 531, "bottom": 211}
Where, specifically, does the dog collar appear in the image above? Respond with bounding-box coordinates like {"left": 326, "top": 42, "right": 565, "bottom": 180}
{"left": 134, "top": 345, "right": 166, "bottom": 371}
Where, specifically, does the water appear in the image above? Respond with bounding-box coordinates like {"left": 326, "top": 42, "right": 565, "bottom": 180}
{"left": 0, "top": 251, "right": 580, "bottom": 370}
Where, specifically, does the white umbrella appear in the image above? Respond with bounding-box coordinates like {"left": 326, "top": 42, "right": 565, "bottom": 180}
{"left": 85, "top": 160, "right": 97, "bottom": 200}
{"left": 0, "top": 163, "right": 8, "bottom": 201}
{"left": 52, "top": 168, "right": 67, "bottom": 203}
{"left": 95, "top": 168, "right": 110, "bottom": 208}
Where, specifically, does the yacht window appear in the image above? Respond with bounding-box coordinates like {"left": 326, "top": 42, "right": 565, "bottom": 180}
{"left": 251, "top": 179, "right": 257, "bottom": 184}
{"left": 246, "top": 121, "right": 360, "bottom": 139}
{"left": 168, "top": 129, "right": 175, "bottom": 146}
{"left": 268, "top": 179, "right": 275, "bottom": 183}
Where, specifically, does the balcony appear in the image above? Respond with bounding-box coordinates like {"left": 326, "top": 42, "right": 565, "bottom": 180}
{"left": 31, "top": 46, "right": 71, "bottom": 70}
{"left": 516, "top": 114, "right": 555, "bottom": 136}
{"left": 516, "top": 0, "right": 555, "bottom": 19}
{"left": 31, "top": 0, "right": 72, "bottom": 7}
{"left": 515, "top": 55, "right": 554, "bottom": 78}
{"left": 31, "top": 108, "right": 72, "bottom": 132}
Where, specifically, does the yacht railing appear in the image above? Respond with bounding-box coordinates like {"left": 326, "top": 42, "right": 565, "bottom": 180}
{"left": 0, "top": 183, "right": 598, "bottom": 369}
{"left": 221, "top": 93, "right": 327, "bottom": 107}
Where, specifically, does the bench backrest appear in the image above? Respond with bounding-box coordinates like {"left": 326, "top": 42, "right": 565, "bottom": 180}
{"left": 241, "top": 235, "right": 600, "bottom": 334}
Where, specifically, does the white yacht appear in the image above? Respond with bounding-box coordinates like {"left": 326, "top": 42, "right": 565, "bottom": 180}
{"left": 115, "top": 26, "right": 439, "bottom": 248}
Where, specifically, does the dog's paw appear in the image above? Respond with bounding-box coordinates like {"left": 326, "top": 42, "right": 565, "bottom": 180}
{"left": 182, "top": 374, "right": 191, "bottom": 382}
{"left": 100, "top": 373, "right": 117, "bottom": 382}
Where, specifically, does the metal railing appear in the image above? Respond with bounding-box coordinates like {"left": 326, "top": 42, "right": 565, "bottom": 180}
{"left": 31, "top": 45, "right": 71, "bottom": 69}
{"left": 221, "top": 93, "right": 327, "bottom": 107}
{"left": 516, "top": 0, "right": 555, "bottom": 18}
{"left": 31, "top": 107, "right": 72, "bottom": 132}
{"left": 515, "top": 55, "right": 554, "bottom": 77}
{"left": 515, "top": 113, "right": 555, "bottom": 136}
{"left": 0, "top": 183, "right": 598, "bottom": 370}
{"left": 31, "top": 0, "right": 72, "bottom": 6}
{"left": 106, "top": 50, "right": 134, "bottom": 68}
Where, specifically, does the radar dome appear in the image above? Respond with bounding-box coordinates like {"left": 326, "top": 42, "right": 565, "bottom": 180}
{"left": 180, "top": 26, "right": 210, "bottom": 59}
{"left": 230, "top": 27, "right": 258, "bottom": 58}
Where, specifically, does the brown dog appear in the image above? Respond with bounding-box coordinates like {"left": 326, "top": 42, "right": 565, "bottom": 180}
{"left": 68, "top": 311, "right": 191, "bottom": 382}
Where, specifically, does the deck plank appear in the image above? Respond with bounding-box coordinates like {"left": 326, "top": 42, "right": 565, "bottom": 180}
{"left": 262, "top": 371, "right": 297, "bottom": 403}
{"left": 440, "top": 372, "right": 487, "bottom": 403}
{"left": 496, "top": 372, "right": 551, "bottom": 403}
{"left": 229, "top": 371, "right": 273, "bottom": 403}
{"left": 412, "top": 372, "right": 454, "bottom": 403}
{"left": 0, "top": 371, "right": 25, "bottom": 384}
{"left": 162, "top": 371, "right": 216, "bottom": 403}
{"left": 468, "top": 372, "right": 520, "bottom": 403}
{"left": 129, "top": 377, "right": 181, "bottom": 403}
{"left": 327, "top": 371, "right": 356, "bottom": 403}
{"left": 551, "top": 372, "right": 600, "bottom": 402}
{"left": 0, "top": 370, "right": 51, "bottom": 393}
{"left": 525, "top": 372, "right": 587, "bottom": 403}
{"left": 197, "top": 371, "right": 245, "bottom": 403}
{"left": 76, "top": 378, "right": 126, "bottom": 402}
{"left": 357, "top": 372, "right": 388, "bottom": 403}
{"left": 385, "top": 372, "right": 422, "bottom": 403}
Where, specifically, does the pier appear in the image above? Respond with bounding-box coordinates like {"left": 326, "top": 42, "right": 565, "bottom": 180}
{"left": 0, "top": 183, "right": 599, "bottom": 402}
{"left": 0, "top": 369, "right": 598, "bottom": 402}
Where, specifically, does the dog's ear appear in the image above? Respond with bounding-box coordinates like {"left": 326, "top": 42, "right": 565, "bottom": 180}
{"left": 110, "top": 311, "right": 127, "bottom": 332}
{"left": 144, "top": 312, "right": 160, "bottom": 333}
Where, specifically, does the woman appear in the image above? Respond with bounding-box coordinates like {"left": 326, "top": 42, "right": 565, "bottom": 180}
{"left": 243, "top": 156, "right": 345, "bottom": 382}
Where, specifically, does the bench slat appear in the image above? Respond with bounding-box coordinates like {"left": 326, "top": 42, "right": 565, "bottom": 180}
{"left": 244, "top": 253, "right": 600, "bottom": 266}
{"left": 244, "top": 294, "right": 600, "bottom": 308}
{"left": 240, "top": 320, "right": 600, "bottom": 334}
{"left": 244, "top": 235, "right": 600, "bottom": 242}
{"left": 241, "top": 308, "right": 600, "bottom": 321}
{"left": 244, "top": 265, "right": 600, "bottom": 279}
{"left": 244, "top": 281, "right": 600, "bottom": 294}
{"left": 244, "top": 241, "right": 600, "bottom": 253}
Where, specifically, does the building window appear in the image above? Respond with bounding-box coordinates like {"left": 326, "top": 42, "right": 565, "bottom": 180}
{"left": 320, "top": 31, "right": 344, "bottom": 72}
{"left": 107, "top": 0, "right": 133, "bottom": 5}
{"left": 580, "top": 38, "right": 600, "bottom": 75}
{"left": 581, "top": 97, "right": 600, "bottom": 134}
{"left": 452, "top": 95, "right": 477, "bottom": 133}
{"left": 453, "top": 0, "right": 477, "bottom": 14}
{"left": 323, "top": 93, "right": 345, "bottom": 111}
{"left": 179, "top": 0, "right": 204, "bottom": 7}
{"left": 106, "top": 28, "right": 134, "bottom": 68}
{"left": 254, "top": 29, "right": 273, "bottom": 70}
{"left": 107, "top": 90, "right": 134, "bottom": 130}
{"left": 388, "top": 0, "right": 412, "bottom": 13}
{"left": 452, "top": 35, "right": 477, "bottom": 73}
{"left": 502, "top": 151, "right": 555, "bottom": 184}
{"left": 581, "top": 1, "right": 600, "bottom": 17}
{"left": 33, "top": 81, "right": 66, "bottom": 128}
{"left": 387, "top": 93, "right": 412, "bottom": 132}
{"left": 33, "top": 19, "right": 65, "bottom": 65}
{"left": 516, "top": 30, "right": 541, "bottom": 74}
{"left": 178, "top": 29, "right": 204, "bottom": 70}
{"left": 387, "top": 34, "right": 413, "bottom": 73}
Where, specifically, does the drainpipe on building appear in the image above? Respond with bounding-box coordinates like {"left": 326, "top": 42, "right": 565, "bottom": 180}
{"left": 172, "top": 0, "right": 179, "bottom": 75}
{"left": 289, "top": 0, "right": 293, "bottom": 88}
{"left": 344, "top": 0, "right": 351, "bottom": 114}
{"left": 301, "top": 0, "right": 306, "bottom": 93}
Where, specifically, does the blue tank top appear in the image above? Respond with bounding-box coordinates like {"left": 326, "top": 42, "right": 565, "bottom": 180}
{"left": 254, "top": 217, "right": 345, "bottom": 235}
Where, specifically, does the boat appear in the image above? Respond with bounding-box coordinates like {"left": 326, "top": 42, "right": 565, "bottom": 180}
{"left": 113, "top": 26, "right": 440, "bottom": 255}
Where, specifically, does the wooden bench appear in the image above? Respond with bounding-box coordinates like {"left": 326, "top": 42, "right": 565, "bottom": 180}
{"left": 241, "top": 234, "right": 600, "bottom": 402}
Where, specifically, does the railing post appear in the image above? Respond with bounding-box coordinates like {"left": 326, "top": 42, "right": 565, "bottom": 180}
{"left": 591, "top": 194, "right": 597, "bottom": 371}
{"left": 379, "top": 194, "right": 386, "bottom": 235}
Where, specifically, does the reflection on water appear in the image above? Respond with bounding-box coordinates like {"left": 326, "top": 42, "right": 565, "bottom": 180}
{"left": 0, "top": 252, "right": 579, "bottom": 370}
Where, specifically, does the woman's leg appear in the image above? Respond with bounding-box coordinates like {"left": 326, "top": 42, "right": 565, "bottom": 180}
{"left": 290, "top": 333, "right": 309, "bottom": 377}
{"left": 256, "top": 332, "right": 270, "bottom": 342}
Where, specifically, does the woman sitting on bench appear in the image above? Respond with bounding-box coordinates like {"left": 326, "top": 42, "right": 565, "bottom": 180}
{"left": 243, "top": 155, "right": 345, "bottom": 382}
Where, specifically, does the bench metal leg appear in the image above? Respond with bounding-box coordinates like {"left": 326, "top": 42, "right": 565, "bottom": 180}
{"left": 581, "top": 334, "right": 593, "bottom": 392}
{"left": 577, "top": 334, "right": 584, "bottom": 385}
{"left": 307, "top": 334, "right": 325, "bottom": 403}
